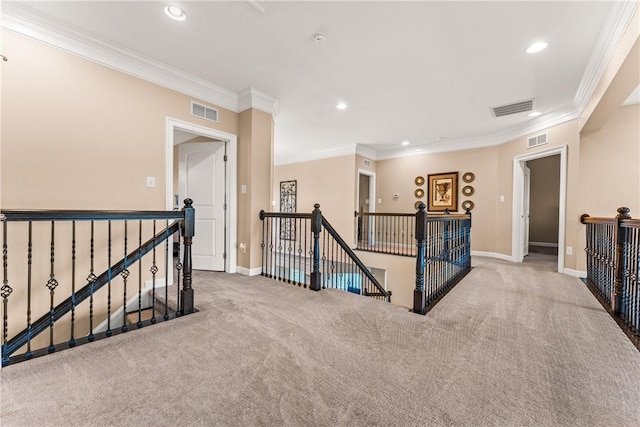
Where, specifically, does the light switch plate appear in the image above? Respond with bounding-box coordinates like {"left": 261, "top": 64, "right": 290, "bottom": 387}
{"left": 146, "top": 176, "right": 156, "bottom": 188}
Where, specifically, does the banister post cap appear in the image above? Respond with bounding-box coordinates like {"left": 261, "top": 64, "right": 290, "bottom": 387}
{"left": 314, "top": 203, "right": 321, "bottom": 210}
{"left": 580, "top": 213, "right": 590, "bottom": 224}
{"left": 417, "top": 203, "right": 426, "bottom": 211}
{"left": 184, "top": 198, "right": 193, "bottom": 208}
{"left": 617, "top": 207, "right": 631, "bottom": 219}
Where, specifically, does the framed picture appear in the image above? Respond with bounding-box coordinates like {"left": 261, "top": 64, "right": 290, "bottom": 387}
{"left": 279, "top": 180, "right": 297, "bottom": 239}
{"left": 427, "top": 172, "right": 458, "bottom": 212}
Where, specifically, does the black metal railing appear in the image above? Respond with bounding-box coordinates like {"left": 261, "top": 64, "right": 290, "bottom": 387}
{"left": 1, "top": 199, "right": 195, "bottom": 367}
{"left": 413, "top": 204, "right": 472, "bottom": 315}
{"left": 581, "top": 208, "right": 639, "bottom": 345}
{"left": 259, "top": 204, "right": 391, "bottom": 302}
{"left": 355, "top": 212, "right": 415, "bottom": 256}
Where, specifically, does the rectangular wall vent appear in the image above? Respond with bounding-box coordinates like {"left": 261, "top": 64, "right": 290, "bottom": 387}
{"left": 363, "top": 158, "right": 372, "bottom": 168}
{"left": 491, "top": 99, "right": 534, "bottom": 117}
{"left": 191, "top": 101, "right": 218, "bottom": 122}
{"left": 527, "top": 133, "right": 548, "bottom": 149}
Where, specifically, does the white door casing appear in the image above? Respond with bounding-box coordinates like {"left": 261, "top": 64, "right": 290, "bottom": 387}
{"left": 512, "top": 145, "right": 566, "bottom": 273}
{"left": 179, "top": 142, "right": 226, "bottom": 271}
{"left": 166, "top": 117, "right": 237, "bottom": 274}
{"left": 523, "top": 165, "right": 531, "bottom": 257}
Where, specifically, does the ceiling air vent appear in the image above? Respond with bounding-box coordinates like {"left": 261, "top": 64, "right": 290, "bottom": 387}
{"left": 191, "top": 101, "right": 218, "bottom": 122}
{"left": 491, "top": 99, "right": 534, "bottom": 118}
{"left": 527, "top": 133, "right": 548, "bottom": 149}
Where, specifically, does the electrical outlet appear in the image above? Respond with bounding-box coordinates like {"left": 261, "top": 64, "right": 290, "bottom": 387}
{"left": 566, "top": 246, "right": 573, "bottom": 255}
{"left": 239, "top": 243, "right": 246, "bottom": 253}
{"left": 146, "top": 176, "right": 156, "bottom": 188}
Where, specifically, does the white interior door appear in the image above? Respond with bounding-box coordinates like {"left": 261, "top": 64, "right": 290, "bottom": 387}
{"left": 179, "top": 141, "right": 226, "bottom": 271}
{"left": 523, "top": 165, "right": 531, "bottom": 257}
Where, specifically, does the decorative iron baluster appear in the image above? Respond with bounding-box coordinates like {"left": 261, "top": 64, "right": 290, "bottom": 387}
{"left": 46, "top": 221, "right": 59, "bottom": 353}
{"left": 70, "top": 221, "right": 77, "bottom": 346}
{"left": 25, "top": 222, "right": 33, "bottom": 359}
{"left": 87, "top": 221, "right": 96, "bottom": 341}
{"left": 151, "top": 220, "right": 158, "bottom": 324}
{"left": 175, "top": 220, "right": 183, "bottom": 317}
{"left": 106, "top": 220, "right": 112, "bottom": 337}
{"left": 2, "top": 220, "right": 13, "bottom": 366}
{"left": 164, "top": 220, "right": 170, "bottom": 320}
{"left": 137, "top": 220, "right": 143, "bottom": 328}
{"left": 121, "top": 220, "right": 129, "bottom": 333}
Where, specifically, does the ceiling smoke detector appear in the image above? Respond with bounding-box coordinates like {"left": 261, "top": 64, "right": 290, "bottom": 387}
{"left": 312, "top": 33, "right": 326, "bottom": 44}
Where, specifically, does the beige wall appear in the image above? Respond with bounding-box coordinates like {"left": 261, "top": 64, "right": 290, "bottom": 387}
{"left": 579, "top": 104, "right": 640, "bottom": 217}
{"left": 274, "top": 155, "right": 357, "bottom": 240}
{"left": 1, "top": 31, "right": 239, "bottom": 211}
{"left": 528, "top": 155, "right": 560, "bottom": 244}
{"left": 376, "top": 147, "right": 498, "bottom": 252}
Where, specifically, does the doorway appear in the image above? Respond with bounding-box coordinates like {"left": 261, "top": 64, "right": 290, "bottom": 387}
{"left": 512, "top": 145, "right": 567, "bottom": 273}
{"left": 356, "top": 170, "right": 376, "bottom": 246}
{"left": 526, "top": 155, "right": 561, "bottom": 258}
{"left": 166, "top": 117, "right": 237, "bottom": 273}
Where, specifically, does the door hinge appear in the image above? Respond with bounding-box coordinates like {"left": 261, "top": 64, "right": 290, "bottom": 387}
{"left": 224, "top": 204, "right": 227, "bottom": 211}
{"left": 223, "top": 155, "right": 228, "bottom": 162}
{"left": 223, "top": 252, "right": 227, "bottom": 259}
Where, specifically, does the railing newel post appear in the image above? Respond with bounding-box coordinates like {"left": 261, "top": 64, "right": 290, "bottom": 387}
{"left": 414, "top": 203, "right": 427, "bottom": 315}
{"left": 613, "top": 207, "right": 631, "bottom": 315}
{"left": 310, "top": 204, "right": 322, "bottom": 291}
{"left": 181, "top": 198, "right": 195, "bottom": 314}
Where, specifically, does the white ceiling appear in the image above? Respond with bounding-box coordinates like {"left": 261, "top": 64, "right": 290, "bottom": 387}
{"left": 4, "top": 1, "right": 635, "bottom": 164}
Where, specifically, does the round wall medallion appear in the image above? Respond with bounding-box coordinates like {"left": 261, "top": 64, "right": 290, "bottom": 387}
{"left": 462, "top": 200, "right": 475, "bottom": 211}
{"left": 462, "top": 185, "right": 475, "bottom": 196}
{"left": 415, "top": 176, "right": 425, "bottom": 186}
{"left": 414, "top": 188, "right": 425, "bottom": 198}
{"left": 462, "top": 172, "right": 475, "bottom": 183}
{"left": 414, "top": 201, "right": 423, "bottom": 210}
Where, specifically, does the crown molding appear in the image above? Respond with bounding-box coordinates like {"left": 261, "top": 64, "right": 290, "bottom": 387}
{"left": 238, "top": 87, "right": 279, "bottom": 116}
{"left": 373, "top": 106, "right": 579, "bottom": 161}
{"left": 573, "top": 1, "right": 640, "bottom": 111}
{"left": 1, "top": 3, "right": 278, "bottom": 115}
{"left": 276, "top": 144, "right": 357, "bottom": 166}
{"left": 355, "top": 145, "right": 378, "bottom": 161}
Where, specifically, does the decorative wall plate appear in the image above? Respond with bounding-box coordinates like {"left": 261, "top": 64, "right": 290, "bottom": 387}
{"left": 462, "top": 200, "right": 475, "bottom": 211}
{"left": 462, "top": 185, "right": 474, "bottom": 196}
{"left": 414, "top": 201, "right": 424, "bottom": 210}
{"left": 414, "top": 188, "right": 425, "bottom": 198}
{"left": 415, "top": 176, "right": 425, "bottom": 186}
{"left": 462, "top": 172, "right": 475, "bottom": 183}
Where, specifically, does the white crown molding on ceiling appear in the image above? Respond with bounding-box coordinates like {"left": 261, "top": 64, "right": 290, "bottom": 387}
{"left": 572, "top": 1, "right": 639, "bottom": 111}
{"left": 355, "top": 145, "right": 377, "bottom": 162}
{"left": 1, "top": 2, "right": 278, "bottom": 116}
{"left": 276, "top": 144, "right": 359, "bottom": 167}
{"left": 623, "top": 85, "right": 640, "bottom": 106}
{"left": 372, "top": 106, "right": 580, "bottom": 162}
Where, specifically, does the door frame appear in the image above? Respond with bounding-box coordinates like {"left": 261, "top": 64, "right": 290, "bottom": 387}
{"left": 356, "top": 169, "right": 376, "bottom": 245}
{"left": 511, "top": 145, "right": 566, "bottom": 273}
{"left": 166, "top": 117, "right": 237, "bottom": 274}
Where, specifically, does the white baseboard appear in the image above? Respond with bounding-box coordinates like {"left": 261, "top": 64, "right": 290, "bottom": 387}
{"left": 563, "top": 268, "right": 587, "bottom": 278}
{"left": 236, "top": 266, "right": 262, "bottom": 276}
{"left": 530, "top": 241, "right": 559, "bottom": 248}
{"left": 471, "top": 251, "right": 514, "bottom": 262}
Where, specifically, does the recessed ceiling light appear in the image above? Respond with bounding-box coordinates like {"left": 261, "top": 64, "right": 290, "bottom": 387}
{"left": 526, "top": 42, "right": 547, "bottom": 53}
{"left": 528, "top": 111, "right": 542, "bottom": 117}
{"left": 165, "top": 5, "right": 186, "bottom": 21}
{"left": 336, "top": 102, "right": 347, "bottom": 110}
{"left": 401, "top": 141, "right": 410, "bottom": 146}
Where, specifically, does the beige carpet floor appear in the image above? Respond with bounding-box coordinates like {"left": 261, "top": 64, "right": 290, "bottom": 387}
{"left": 1, "top": 254, "right": 639, "bottom": 426}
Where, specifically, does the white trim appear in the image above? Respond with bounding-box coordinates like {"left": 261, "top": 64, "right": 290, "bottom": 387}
{"left": 238, "top": 87, "right": 279, "bottom": 116}
{"left": 237, "top": 266, "right": 263, "bottom": 276}
{"left": 356, "top": 169, "right": 376, "bottom": 246}
{"left": 471, "top": 251, "right": 515, "bottom": 262}
{"left": 563, "top": 268, "right": 587, "bottom": 279}
{"left": 512, "top": 145, "right": 567, "bottom": 274}
{"left": 529, "top": 241, "right": 559, "bottom": 248}
{"left": 166, "top": 117, "right": 238, "bottom": 274}
{"left": 1, "top": 3, "right": 278, "bottom": 115}
{"left": 573, "top": 1, "right": 640, "bottom": 111}
{"left": 275, "top": 144, "right": 357, "bottom": 166}
{"left": 355, "top": 144, "right": 378, "bottom": 161}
